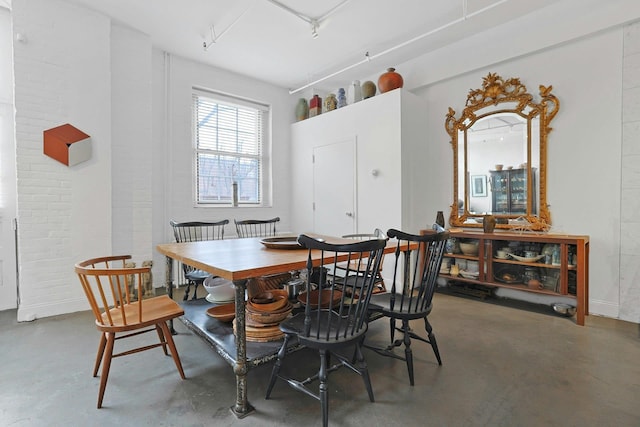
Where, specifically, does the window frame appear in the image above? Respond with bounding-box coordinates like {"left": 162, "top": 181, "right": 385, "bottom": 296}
{"left": 192, "top": 88, "right": 271, "bottom": 207}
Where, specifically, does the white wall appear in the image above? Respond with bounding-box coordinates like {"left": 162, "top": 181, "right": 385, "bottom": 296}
{"left": 0, "top": 6, "right": 17, "bottom": 311}
{"left": 111, "top": 24, "right": 153, "bottom": 266}
{"left": 150, "top": 52, "right": 292, "bottom": 283}
{"left": 413, "top": 30, "right": 623, "bottom": 319}
{"left": 620, "top": 23, "right": 640, "bottom": 321}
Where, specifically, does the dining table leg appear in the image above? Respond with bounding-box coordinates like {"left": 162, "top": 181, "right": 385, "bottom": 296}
{"left": 231, "top": 278, "right": 254, "bottom": 418}
{"left": 164, "top": 255, "right": 177, "bottom": 334}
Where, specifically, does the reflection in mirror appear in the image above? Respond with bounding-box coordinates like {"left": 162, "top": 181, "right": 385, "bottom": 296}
{"left": 445, "top": 73, "right": 559, "bottom": 231}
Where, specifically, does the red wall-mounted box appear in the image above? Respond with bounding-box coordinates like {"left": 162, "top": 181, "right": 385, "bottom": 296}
{"left": 43, "top": 123, "right": 91, "bottom": 166}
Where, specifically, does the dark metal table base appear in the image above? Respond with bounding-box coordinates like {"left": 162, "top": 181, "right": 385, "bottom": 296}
{"left": 179, "top": 298, "right": 302, "bottom": 418}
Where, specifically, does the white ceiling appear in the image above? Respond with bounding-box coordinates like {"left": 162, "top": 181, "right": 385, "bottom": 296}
{"left": 63, "top": 0, "right": 562, "bottom": 92}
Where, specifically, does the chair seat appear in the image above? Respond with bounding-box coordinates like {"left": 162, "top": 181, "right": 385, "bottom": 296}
{"left": 335, "top": 259, "right": 370, "bottom": 272}
{"left": 97, "top": 295, "right": 184, "bottom": 332}
{"left": 184, "top": 269, "right": 210, "bottom": 282}
{"left": 368, "top": 292, "right": 433, "bottom": 320}
{"left": 280, "top": 311, "right": 366, "bottom": 347}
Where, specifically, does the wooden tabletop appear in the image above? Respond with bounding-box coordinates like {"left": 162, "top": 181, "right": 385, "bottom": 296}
{"left": 156, "top": 234, "right": 397, "bottom": 282}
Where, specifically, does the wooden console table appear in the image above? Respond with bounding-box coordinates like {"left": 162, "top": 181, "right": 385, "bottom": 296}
{"left": 426, "top": 230, "right": 589, "bottom": 325}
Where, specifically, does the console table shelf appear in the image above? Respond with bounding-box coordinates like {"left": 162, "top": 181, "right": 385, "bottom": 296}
{"left": 429, "top": 230, "right": 589, "bottom": 325}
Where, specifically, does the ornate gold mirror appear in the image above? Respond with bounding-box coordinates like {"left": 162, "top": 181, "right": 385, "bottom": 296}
{"left": 445, "top": 73, "right": 559, "bottom": 231}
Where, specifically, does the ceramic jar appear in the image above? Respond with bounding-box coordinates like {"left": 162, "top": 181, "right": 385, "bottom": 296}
{"left": 446, "top": 237, "right": 459, "bottom": 254}
{"left": 324, "top": 93, "right": 337, "bottom": 112}
{"left": 337, "top": 88, "right": 347, "bottom": 108}
{"left": 435, "top": 211, "right": 445, "bottom": 228}
{"left": 483, "top": 214, "right": 496, "bottom": 233}
{"left": 361, "top": 80, "right": 376, "bottom": 99}
{"left": 347, "top": 80, "right": 362, "bottom": 104}
{"left": 309, "top": 94, "right": 322, "bottom": 117}
{"left": 295, "top": 98, "right": 308, "bottom": 121}
{"left": 378, "top": 67, "right": 404, "bottom": 93}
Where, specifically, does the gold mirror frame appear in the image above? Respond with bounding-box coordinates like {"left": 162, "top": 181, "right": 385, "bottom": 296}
{"left": 445, "top": 73, "right": 559, "bottom": 231}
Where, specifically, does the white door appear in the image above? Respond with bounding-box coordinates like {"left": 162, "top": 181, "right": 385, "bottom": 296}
{"left": 313, "top": 138, "right": 356, "bottom": 236}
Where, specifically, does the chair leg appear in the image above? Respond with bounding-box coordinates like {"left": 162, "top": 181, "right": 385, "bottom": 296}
{"left": 159, "top": 321, "right": 185, "bottom": 379}
{"left": 389, "top": 317, "right": 396, "bottom": 343}
{"left": 97, "top": 332, "right": 115, "bottom": 409}
{"left": 355, "top": 340, "right": 375, "bottom": 402}
{"left": 265, "top": 335, "right": 289, "bottom": 399}
{"left": 156, "top": 325, "right": 169, "bottom": 355}
{"left": 319, "top": 349, "right": 329, "bottom": 427}
{"left": 93, "top": 332, "right": 107, "bottom": 377}
{"left": 401, "top": 320, "right": 415, "bottom": 386}
{"left": 191, "top": 282, "right": 199, "bottom": 300}
{"left": 182, "top": 282, "right": 191, "bottom": 301}
{"left": 424, "top": 317, "right": 442, "bottom": 365}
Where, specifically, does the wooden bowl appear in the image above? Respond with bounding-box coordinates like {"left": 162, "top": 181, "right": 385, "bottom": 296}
{"left": 249, "top": 292, "right": 288, "bottom": 312}
{"left": 298, "top": 289, "right": 343, "bottom": 309}
{"left": 206, "top": 302, "right": 235, "bottom": 322}
{"left": 246, "top": 302, "right": 292, "bottom": 324}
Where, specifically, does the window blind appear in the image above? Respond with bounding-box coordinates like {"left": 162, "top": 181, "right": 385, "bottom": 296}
{"left": 192, "top": 91, "right": 267, "bottom": 205}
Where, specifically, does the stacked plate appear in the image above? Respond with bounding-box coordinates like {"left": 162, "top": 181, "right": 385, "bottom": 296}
{"left": 205, "top": 293, "right": 235, "bottom": 304}
{"left": 233, "top": 318, "right": 285, "bottom": 342}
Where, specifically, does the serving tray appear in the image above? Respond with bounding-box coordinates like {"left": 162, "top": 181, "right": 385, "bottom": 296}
{"left": 259, "top": 236, "right": 303, "bottom": 250}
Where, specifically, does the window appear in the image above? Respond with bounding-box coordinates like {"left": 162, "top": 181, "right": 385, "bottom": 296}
{"left": 192, "top": 89, "right": 270, "bottom": 205}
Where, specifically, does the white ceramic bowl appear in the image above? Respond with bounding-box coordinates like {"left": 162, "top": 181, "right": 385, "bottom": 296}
{"left": 203, "top": 276, "right": 235, "bottom": 301}
{"left": 459, "top": 242, "right": 479, "bottom": 256}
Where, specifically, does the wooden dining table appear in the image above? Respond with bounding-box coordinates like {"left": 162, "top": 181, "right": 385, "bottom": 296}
{"left": 156, "top": 234, "right": 397, "bottom": 419}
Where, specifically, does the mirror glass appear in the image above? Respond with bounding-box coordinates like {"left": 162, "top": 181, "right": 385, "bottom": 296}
{"left": 446, "top": 74, "right": 559, "bottom": 231}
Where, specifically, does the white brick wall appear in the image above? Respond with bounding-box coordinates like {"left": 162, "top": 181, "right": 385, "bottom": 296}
{"left": 13, "top": 0, "right": 112, "bottom": 320}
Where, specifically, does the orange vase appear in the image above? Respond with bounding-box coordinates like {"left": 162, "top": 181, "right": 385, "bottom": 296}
{"left": 378, "top": 67, "right": 404, "bottom": 93}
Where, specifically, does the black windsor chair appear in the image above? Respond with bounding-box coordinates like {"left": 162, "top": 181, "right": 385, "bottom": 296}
{"left": 333, "top": 230, "right": 387, "bottom": 294}
{"left": 364, "top": 226, "right": 449, "bottom": 385}
{"left": 234, "top": 217, "right": 280, "bottom": 238}
{"left": 265, "top": 233, "right": 387, "bottom": 427}
{"left": 169, "top": 220, "right": 229, "bottom": 300}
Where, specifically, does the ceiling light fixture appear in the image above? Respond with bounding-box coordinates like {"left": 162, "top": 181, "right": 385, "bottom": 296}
{"left": 265, "top": 0, "right": 351, "bottom": 40}
{"left": 289, "top": 0, "right": 510, "bottom": 94}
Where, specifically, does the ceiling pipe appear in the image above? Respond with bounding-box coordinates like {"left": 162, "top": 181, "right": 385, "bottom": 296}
{"left": 204, "top": 3, "right": 254, "bottom": 50}
{"left": 289, "top": 0, "right": 510, "bottom": 95}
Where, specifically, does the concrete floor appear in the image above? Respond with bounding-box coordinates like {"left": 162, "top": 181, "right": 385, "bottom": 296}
{"left": 1, "top": 292, "right": 639, "bottom": 427}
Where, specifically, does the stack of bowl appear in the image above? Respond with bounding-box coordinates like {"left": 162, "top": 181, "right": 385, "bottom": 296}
{"left": 243, "top": 290, "right": 293, "bottom": 341}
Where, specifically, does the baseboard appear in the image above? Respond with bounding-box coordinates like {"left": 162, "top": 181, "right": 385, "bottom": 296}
{"left": 588, "top": 299, "right": 619, "bottom": 319}
{"left": 17, "top": 297, "right": 88, "bottom": 322}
